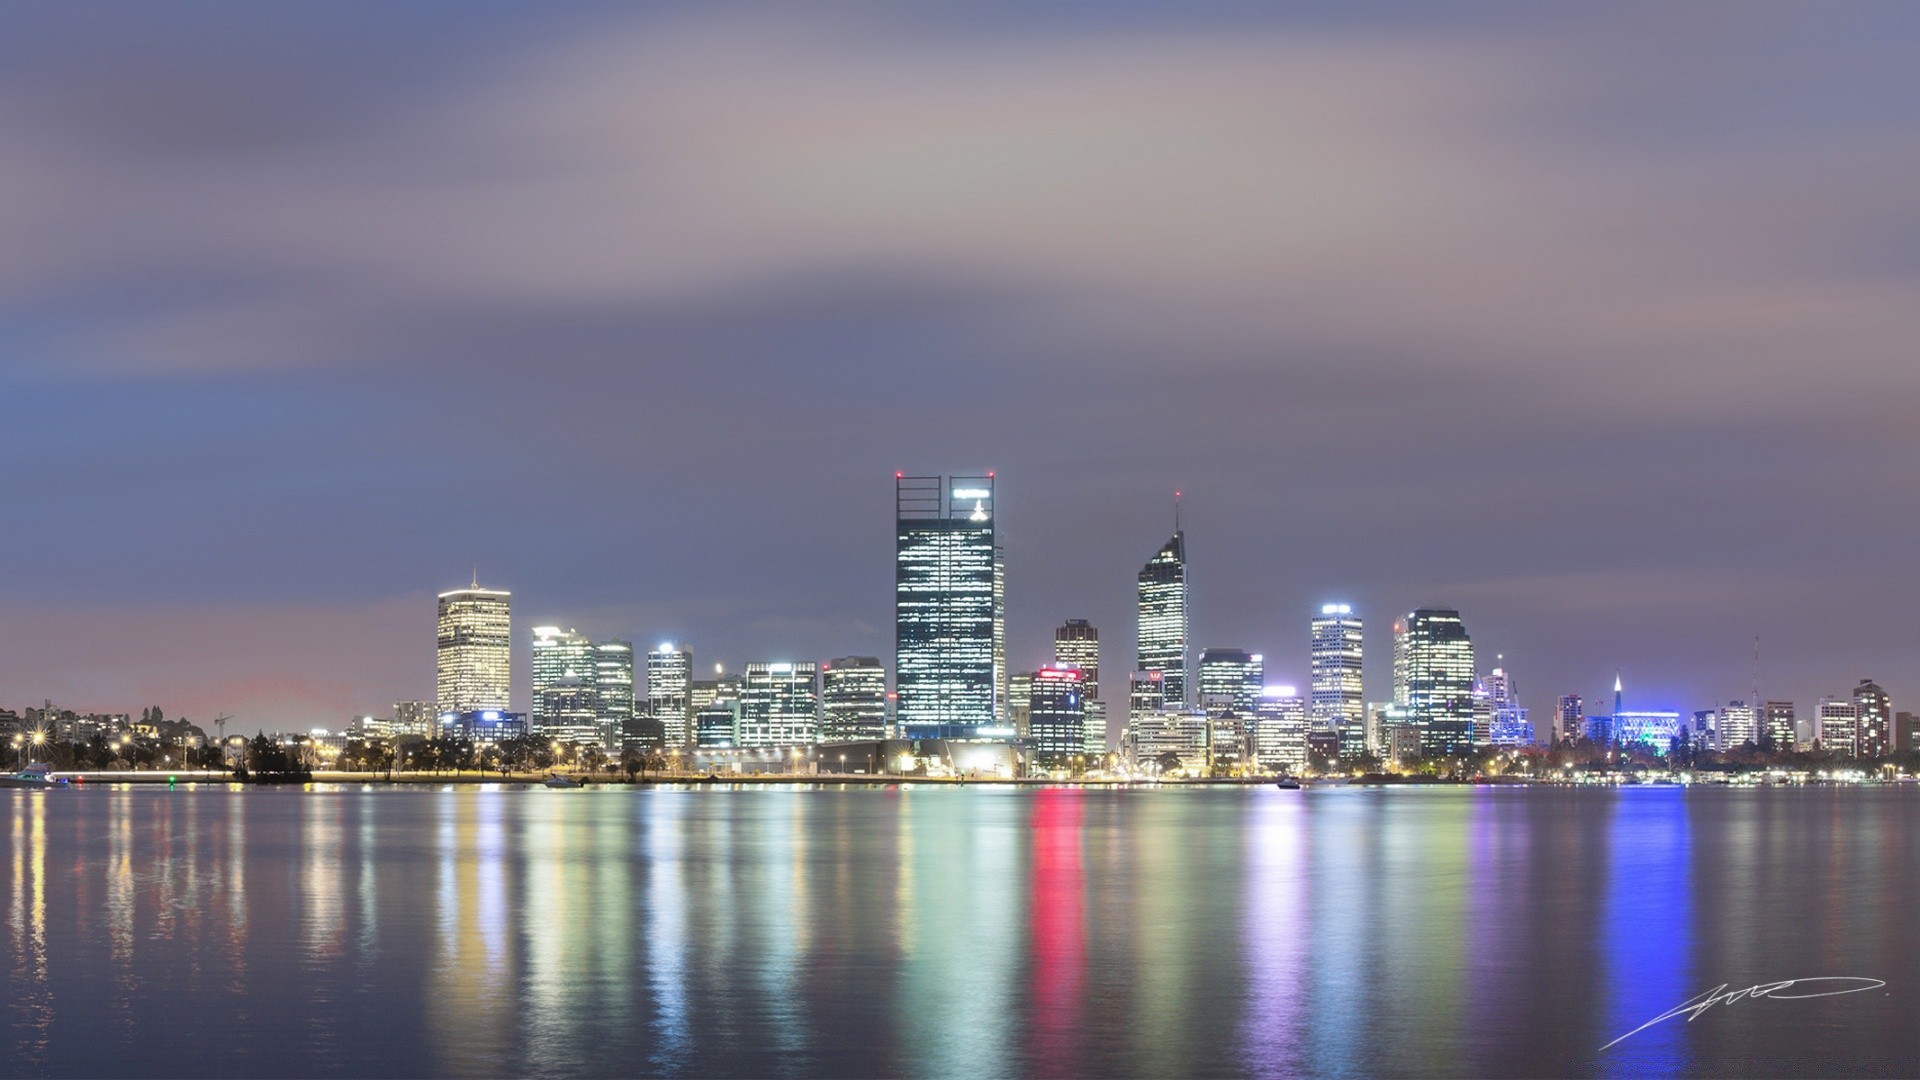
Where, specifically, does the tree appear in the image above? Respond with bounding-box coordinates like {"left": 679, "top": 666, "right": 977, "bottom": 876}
{"left": 1154, "top": 751, "right": 1183, "bottom": 775}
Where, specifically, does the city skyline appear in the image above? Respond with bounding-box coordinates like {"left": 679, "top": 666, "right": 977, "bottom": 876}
{"left": 4, "top": 4, "right": 1919, "bottom": 731}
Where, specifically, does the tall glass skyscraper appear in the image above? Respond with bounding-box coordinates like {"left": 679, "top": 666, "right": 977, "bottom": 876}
{"left": 594, "top": 640, "right": 634, "bottom": 750}
{"left": 821, "top": 656, "right": 887, "bottom": 742}
{"left": 1401, "top": 608, "right": 1476, "bottom": 755}
{"left": 531, "top": 626, "right": 597, "bottom": 740}
{"left": 895, "top": 474, "right": 1002, "bottom": 739}
{"left": 648, "top": 644, "right": 693, "bottom": 747}
{"left": 437, "top": 580, "right": 510, "bottom": 715}
{"left": 1197, "top": 648, "right": 1263, "bottom": 715}
{"left": 1053, "top": 619, "right": 1100, "bottom": 700}
{"left": 1137, "top": 527, "right": 1189, "bottom": 706}
{"left": 1309, "top": 604, "right": 1365, "bottom": 744}
{"left": 1853, "top": 679, "right": 1891, "bottom": 758}
{"left": 1027, "top": 666, "right": 1087, "bottom": 762}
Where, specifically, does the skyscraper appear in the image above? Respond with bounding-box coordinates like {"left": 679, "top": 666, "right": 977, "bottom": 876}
{"left": 1718, "top": 700, "right": 1757, "bottom": 749}
{"left": 1252, "top": 686, "right": 1308, "bottom": 774}
{"left": 648, "top": 644, "right": 693, "bottom": 747}
{"left": 531, "top": 626, "right": 596, "bottom": 738}
{"left": 1053, "top": 620, "right": 1100, "bottom": 699}
{"left": 821, "top": 656, "right": 887, "bottom": 742}
{"left": 1197, "top": 648, "right": 1263, "bottom": 716}
{"left": 1483, "top": 665, "right": 1531, "bottom": 745}
{"left": 1401, "top": 608, "right": 1476, "bottom": 756}
{"left": 1556, "top": 694, "right": 1584, "bottom": 744}
{"left": 1136, "top": 517, "right": 1189, "bottom": 707}
{"left": 1310, "top": 605, "right": 1365, "bottom": 747}
{"left": 740, "top": 662, "right": 820, "bottom": 746}
{"left": 1027, "top": 666, "right": 1087, "bottom": 763}
{"left": 437, "top": 579, "right": 510, "bottom": 715}
{"left": 594, "top": 640, "right": 634, "bottom": 750}
{"left": 1853, "top": 679, "right": 1891, "bottom": 758}
{"left": 895, "top": 474, "right": 1002, "bottom": 739}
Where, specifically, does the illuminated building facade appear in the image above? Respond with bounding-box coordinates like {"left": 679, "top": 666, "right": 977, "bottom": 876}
{"left": 1483, "top": 665, "right": 1531, "bottom": 746}
{"left": 1128, "top": 669, "right": 1165, "bottom": 729}
{"left": 1027, "top": 666, "right": 1087, "bottom": 762}
{"left": 821, "top": 656, "right": 887, "bottom": 743}
{"left": 1762, "top": 700, "right": 1797, "bottom": 751}
{"left": 695, "top": 699, "right": 741, "bottom": 749}
{"left": 895, "top": 474, "right": 1002, "bottom": 739}
{"left": 1718, "top": 700, "right": 1757, "bottom": 749}
{"left": 1198, "top": 648, "right": 1263, "bottom": 716}
{"left": 1557, "top": 694, "right": 1584, "bottom": 745}
{"left": 1054, "top": 619, "right": 1100, "bottom": 699}
{"left": 1401, "top": 608, "right": 1476, "bottom": 755}
{"left": 1130, "top": 709, "right": 1210, "bottom": 775}
{"left": 1310, "top": 604, "right": 1365, "bottom": 750}
{"left": 740, "top": 662, "right": 819, "bottom": 746}
{"left": 1137, "top": 528, "right": 1189, "bottom": 707}
{"left": 437, "top": 581, "right": 510, "bottom": 715}
{"left": 1252, "top": 687, "right": 1308, "bottom": 774}
{"left": 391, "top": 700, "right": 436, "bottom": 738}
{"left": 1853, "top": 679, "right": 1891, "bottom": 758}
{"left": 1816, "top": 697, "right": 1859, "bottom": 757}
{"left": 532, "top": 626, "right": 596, "bottom": 738}
{"left": 1009, "top": 672, "right": 1033, "bottom": 737}
{"left": 648, "top": 644, "right": 693, "bottom": 747}
{"left": 594, "top": 640, "right": 634, "bottom": 750}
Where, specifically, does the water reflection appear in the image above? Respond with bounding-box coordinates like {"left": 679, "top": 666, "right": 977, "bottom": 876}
{"left": 4, "top": 785, "right": 1920, "bottom": 1077}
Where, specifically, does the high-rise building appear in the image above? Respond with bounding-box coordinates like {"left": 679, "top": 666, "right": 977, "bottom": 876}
{"left": 531, "top": 626, "right": 597, "bottom": 738}
{"left": 1483, "top": 665, "right": 1531, "bottom": 745}
{"left": 437, "top": 580, "right": 510, "bottom": 715}
{"left": 647, "top": 644, "right": 693, "bottom": 747}
{"left": 1718, "top": 700, "right": 1757, "bottom": 749}
{"left": 1053, "top": 620, "right": 1100, "bottom": 700}
{"left": 1392, "top": 619, "right": 1411, "bottom": 707}
{"left": 1129, "top": 709, "right": 1210, "bottom": 775}
{"left": 1084, "top": 699, "right": 1108, "bottom": 757}
{"left": 695, "top": 698, "right": 741, "bottom": 749}
{"left": 1310, "top": 605, "right": 1365, "bottom": 746}
{"left": 594, "top": 641, "right": 634, "bottom": 750}
{"left": 1816, "top": 698, "right": 1859, "bottom": 757}
{"left": 1762, "top": 700, "right": 1797, "bottom": 751}
{"left": 1556, "top": 694, "right": 1584, "bottom": 745}
{"left": 1252, "top": 687, "right": 1308, "bottom": 774}
{"left": 1853, "top": 679, "right": 1891, "bottom": 759}
{"left": 1400, "top": 608, "right": 1475, "bottom": 755}
{"left": 1128, "top": 669, "right": 1166, "bottom": 724}
{"left": 1009, "top": 672, "right": 1034, "bottom": 736}
{"left": 1027, "top": 666, "right": 1087, "bottom": 763}
{"left": 739, "top": 662, "right": 819, "bottom": 746}
{"left": 1137, "top": 520, "right": 1189, "bottom": 706}
{"left": 895, "top": 474, "right": 1002, "bottom": 739}
{"left": 821, "top": 657, "right": 887, "bottom": 743}
{"left": 1197, "top": 648, "right": 1263, "bottom": 716}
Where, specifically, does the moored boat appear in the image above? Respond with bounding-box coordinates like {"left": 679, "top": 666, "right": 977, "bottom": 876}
{"left": 0, "top": 764, "right": 69, "bottom": 789}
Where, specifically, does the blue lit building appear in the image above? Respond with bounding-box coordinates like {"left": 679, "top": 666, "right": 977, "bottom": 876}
{"left": 437, "top": 709, "right": 527, "bottom": 747}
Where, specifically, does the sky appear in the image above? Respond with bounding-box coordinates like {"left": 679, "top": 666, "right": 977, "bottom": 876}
{"left": 1, "top": 1, "right": 1917, "bottom": 731}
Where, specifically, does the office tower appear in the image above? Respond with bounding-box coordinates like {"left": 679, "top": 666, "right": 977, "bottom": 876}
{"left": 1718, "top": 700, "right": 1757, "bottom": 749}
{"left": 1691, "top": 710, "right": 1718, "bottom": 753}
{"left": 821, "top": 657, "right": 887, "bottom": 743}
{"left": 437, "top": 579, "right": 510, "bottom": 715}
{"left": 740, "top": 662, "right": 820, "bottom": 746}
{"left": 1027, "top": 666, "right": 1087, "bottom": 763}
{"left": 1084, "top": 699, "right": 1108, "bottom": 757}
{"left": 1817, "top": 698, "right": 1859, "bottom": 757}
{"left": 1556, "top": 695, "right": 1584, "bottom": 744}
{"left": 1197, "top": 648, "right": 1263, "bottom": 716}
{"left": 1400, "top": 608, "right": 1476, "bottom": 755}
{"left": 1053, "top": 620, "right": 1100, "bottom": 699}
{"left": 695, "top": 698, "right": 741, "bottom": 749}
{"left": 1008, "top": 672, "right": 1034, "bottom": 736}
{"left": 594, "top": 641, "right": 634, "bottom": 750}
{"left": 1128, "top": 669, "right": 1166, "bottom": 724}
{"left": 391, "top": 700, "right": 436, "bottom": 738}
{"left": 1484, "top": 665, "right": 1531, "bottom": 745}
{"left": 1310, "top": 604, "right": 1365, "bottom": 747}
{"left": 648, "top": 644, "right": 693, "bottom": 747}
{"left": 1137, "top": 517, "right": 1189, "bottom": 706}
{"left": 1853, "top": 679, "right": 1891, "bottom": 758}
{"left": 1898, "top": 712, "right": 1919, "bottom": 754}
{"left": 1762, "top": 700, "right": 1797, "bottom": 751}
{"left": 1129, "top": 709, "right": 1211, "bottom": 775}
{"left": 537, "top": 674, "right": 600, "bottom": 746}
{"left": 1392, "top": 619, "right": 1411, "bottom": 706}
{"left": 531, "top": 626, "right": 597, "bottom": 737}
{"left": 1471, "top": 677, "right": 1494, "bottom": 746}
{"left": 895, "top": 474, "right": 1002, "bottom": 739}
{"left": 1252, "top": 687, "right": 1308, "bottom": 774}
{"left": 994, "top": 545, "right": 1007, "bottom": 723}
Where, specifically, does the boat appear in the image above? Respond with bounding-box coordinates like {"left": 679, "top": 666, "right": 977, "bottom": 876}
{"left": 0, "top": 764, "right": 69, "bottom": 789}
{"left": 543, "top": 773, "right": 585, "bottom": 789}
{"left": 1274, "top": 778, "right": 1302, "bottom": 790}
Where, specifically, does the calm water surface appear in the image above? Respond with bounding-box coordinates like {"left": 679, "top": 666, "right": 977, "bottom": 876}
{"left": 2, "top": 784, "right": 1916, "bottom": 1078}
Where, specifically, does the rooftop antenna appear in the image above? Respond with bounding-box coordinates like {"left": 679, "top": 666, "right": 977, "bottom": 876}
{"left": 1752, "top": 635, "right": 1761, "bottom": 709}
{"left": 1173, "top": 490, "right": 1182, "bottom": 534}
{"left": 471, "top": 565, "right": 480, "bottom": 589}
